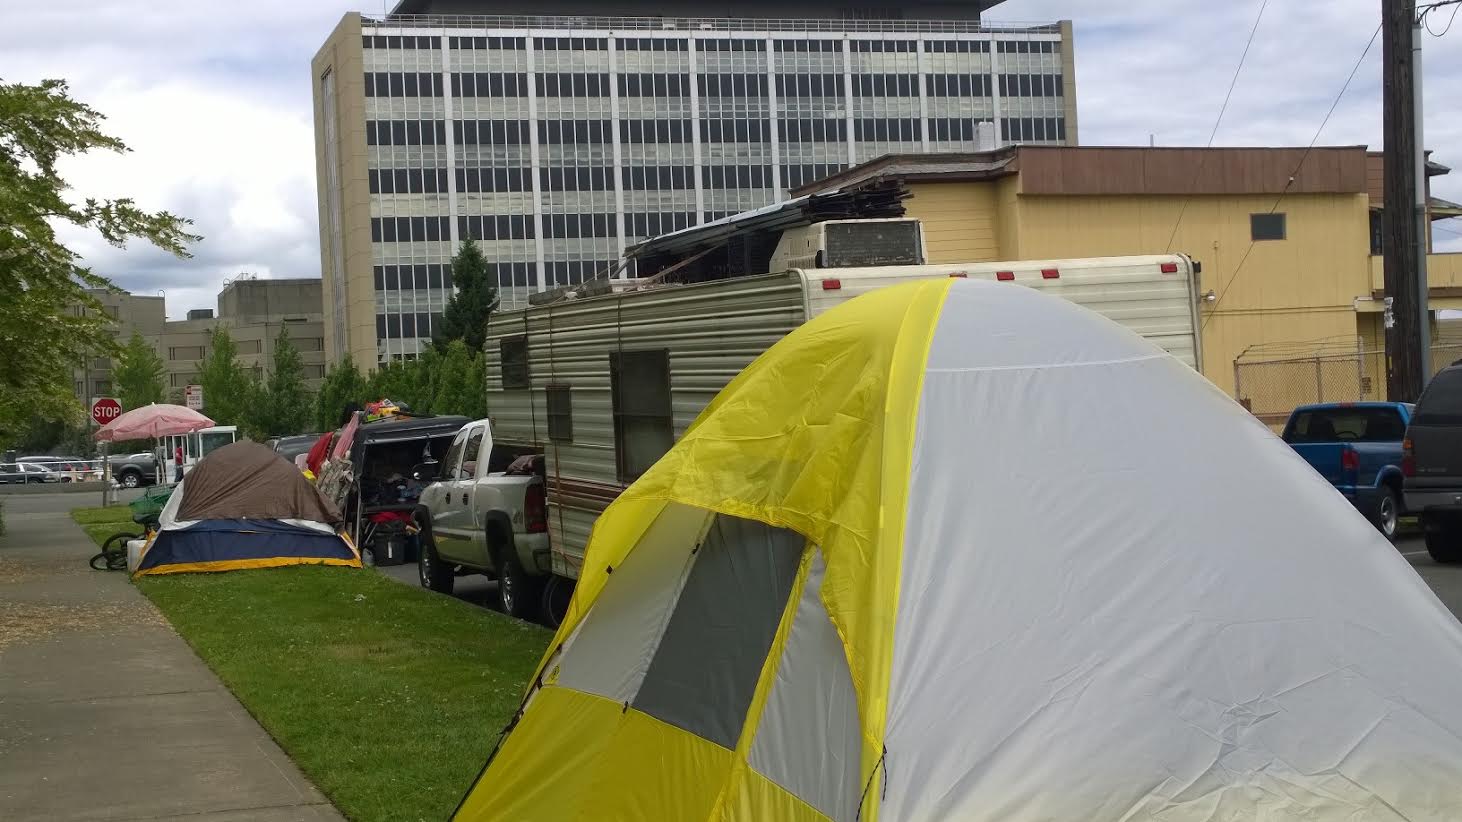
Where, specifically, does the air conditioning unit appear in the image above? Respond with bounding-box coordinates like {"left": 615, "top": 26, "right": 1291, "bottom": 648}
{"left": 769, "top": 218, "right": 927, "bottom": 272}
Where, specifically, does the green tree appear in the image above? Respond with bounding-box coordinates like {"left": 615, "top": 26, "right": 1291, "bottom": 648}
{"left": 112, "top": 331, "right": 165, "bottom": 411}
{"left": 196, "top": 328, "right": 256, "bottom": 428}
{"left": 367, "top": 353, "right": 436, "bottom": 414}
{"left": 0, "top": 78, "right": 199, "bottom": 446}
{"left": 252, "top": 327, "right": 312, "bottom": 437}
{"left": 430, "top": 340, "right": 486, "bottom": 419}
{"left": 434, "top": 239, "right": 498, "bottom": 353}
{"left": 315, "top": 357, "right": 369, "bottom": 432}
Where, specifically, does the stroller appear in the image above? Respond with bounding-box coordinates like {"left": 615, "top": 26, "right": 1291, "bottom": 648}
{"left": 89, "top": 484, "right": 175, "bottom": 571}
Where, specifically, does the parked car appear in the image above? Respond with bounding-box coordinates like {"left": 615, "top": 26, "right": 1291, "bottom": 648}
{"left": 109, "top": 453, "right": 160, "bottom": 489}
{"left": 1404, "top": 365, "right": 1462, "bottom": 562}
{"left": 415, "top": 418, "right": 547, "bottom": 619}
{"left": 1282, "top": 402, "right": 1412, "bottom": 540}
{"left": 0, "top": 462, "right": 61, "bottom": 484}
{"left": 268, "top": 434, "right": 320, "bottom": 466}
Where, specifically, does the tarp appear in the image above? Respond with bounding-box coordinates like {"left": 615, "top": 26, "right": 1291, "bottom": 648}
{"left": 174, "top": 440, "right": 340, "bottom": 524}
{"left": 135, "top": 441, "right": 358, "bottom": 577}
{"left": 455, "top": 278, "right": 1462, "bottom": 821}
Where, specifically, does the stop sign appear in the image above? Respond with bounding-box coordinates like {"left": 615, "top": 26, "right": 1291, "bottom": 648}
{"left": 91, "top": 397, "right": 122, "bottom": 426}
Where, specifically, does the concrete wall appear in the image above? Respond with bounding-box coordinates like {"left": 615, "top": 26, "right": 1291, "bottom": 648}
{"left": 313, "top": 13, "right": 376, "bottom": 368}
{"left": 219, "top": 279, "right": 323, "bottom": 322}
{"left": 891, "top": 180, "right": 1378, "bottom": 398}
{"left": 1014, "top": 191, "right": 1373, "bottom": 395}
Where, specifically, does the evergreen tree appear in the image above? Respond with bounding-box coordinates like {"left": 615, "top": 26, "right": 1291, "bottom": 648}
{"left": 431, "top": 340, "right": 486, "bottom": 419}
{"left": 196, "top": 328, "right": 256, "bottom": 428}
{"left": 434, "top": 239, "right": 498, "bottom": 353}
{"left": 252, "top": 327, "right": 312, "bottom": 437}
{"left": 112, "top": 331, "right": 165, "bottom": 411}
{"left": 315, "top": 357, "right": 368, "bottom": 432}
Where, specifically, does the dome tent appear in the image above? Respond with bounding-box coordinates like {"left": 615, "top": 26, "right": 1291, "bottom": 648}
{"left": 456, "top": 278, "right": 1462, "bottom": 821}
{"left": 134, "top": 441, "right": 359, "bottom": 577}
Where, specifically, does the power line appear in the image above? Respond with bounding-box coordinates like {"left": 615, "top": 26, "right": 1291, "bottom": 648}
{"left": 1164, "top": 0, "right": 1271, "bottom": 253}
{"left": 1423, "top": 0, "right": 1461, "bottom": 35}
{"left": 1202, "top": 21, "right": 1383, "bottom": 330}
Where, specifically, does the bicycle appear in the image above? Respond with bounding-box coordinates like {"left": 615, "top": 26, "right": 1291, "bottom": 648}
{"left": 90, "top": 530, "right": 144, "bottom": 572}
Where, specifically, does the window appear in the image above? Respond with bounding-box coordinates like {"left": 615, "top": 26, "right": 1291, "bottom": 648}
{"left": 237, "top": 339, "right": 262, "bottom": 355}
{"left": 1370, "top": 210, "right": 1384, "bottom": 256}
{"left": 93, "top": 380, "right": 111, "bottom": 394}
{"left": 1283, "top": 407, "right": 1407, "bottom": 444}
{"left": 1415, "top": 369, "right": 1462, "bottom": 426}
{"left": 168, "top": 346, "right": 206, "bottom": 361}
{"left": 501, "top": 336, "right": 530, "bottom": 389}
{"left": 610, "top": 349, "right": 673, "bottom": 483}
{"left": 458, "top": 427, "right": 485, "bottom": 479}
{"left": 546, "top": 385, "right": 573, "bottom": 442}
{"left": 1251, "top": 213, "right": 1287, "bottom": 241}
{"left": 441, "top": 428, "right": 469, "bottom": 482}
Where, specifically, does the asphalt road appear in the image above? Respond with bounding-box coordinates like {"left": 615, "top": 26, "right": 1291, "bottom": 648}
{"left": 1396, "top": 531, "right": 1462, "bottom": 621}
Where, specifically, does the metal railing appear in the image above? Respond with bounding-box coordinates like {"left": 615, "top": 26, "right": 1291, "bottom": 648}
{"left": 366, "top": 13, "right": 1061, "bottom": 34}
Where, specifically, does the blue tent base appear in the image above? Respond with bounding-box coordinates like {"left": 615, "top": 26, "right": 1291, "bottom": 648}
{"left": 136, "top": 519, "right": 360, "bottom": 576}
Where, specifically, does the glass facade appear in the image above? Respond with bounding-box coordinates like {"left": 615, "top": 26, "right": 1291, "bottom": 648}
{"left": 359, "top": 22, "right": 1070, "bottom": 361}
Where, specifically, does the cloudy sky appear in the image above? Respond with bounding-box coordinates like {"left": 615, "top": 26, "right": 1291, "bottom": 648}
{"left": 2, "top": 0, "right": 1459, "bottom": 316}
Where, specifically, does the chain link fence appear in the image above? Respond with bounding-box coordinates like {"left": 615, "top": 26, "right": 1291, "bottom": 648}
{"left": 1235, "top": 342, "right": 1462, "bottom": 426}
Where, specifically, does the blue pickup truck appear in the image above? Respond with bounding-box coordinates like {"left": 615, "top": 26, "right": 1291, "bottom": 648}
{"left": 1281, "top": 402, "right": 1414, "bottom": 540}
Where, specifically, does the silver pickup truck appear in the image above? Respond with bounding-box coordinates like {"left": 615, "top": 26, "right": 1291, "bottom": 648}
{"left": 415, "top": 418, "right": 549, "bottom": 619}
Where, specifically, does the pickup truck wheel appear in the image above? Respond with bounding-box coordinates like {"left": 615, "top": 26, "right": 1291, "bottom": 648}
{"left": 494, "top": 550, "right": 543, "bottom": 621}
{"left": 119, "top": 470, "right": 140, "bottom": 489}
{"left": 1423, "top": 515, "right": 1462, "bottom": 564}
{"left": 1374, "top": 487, "right": 1400, "bottom": 542}
{"left": 417, "top": 527, "right": 454, "bottom": 594}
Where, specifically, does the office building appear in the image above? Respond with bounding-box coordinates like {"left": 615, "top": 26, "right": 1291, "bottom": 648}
{"left": 312, "top": 1, "right": 1077, "bottom": 365}
{"left": 153, "top": 278, "right": 329, "bottom": 395}
{"left": 72, "top": 279, "right": 328, "bottom": 407}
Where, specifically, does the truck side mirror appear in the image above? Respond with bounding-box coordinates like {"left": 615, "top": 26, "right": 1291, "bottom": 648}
{"left": 412, "top": 461, "right": 439, "bottom": 482}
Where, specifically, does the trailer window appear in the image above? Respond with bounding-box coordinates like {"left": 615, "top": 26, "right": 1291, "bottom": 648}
{"left": 547, "top": 384, "right": 573, "bottom": 442}
{"left": 611, "top": 350, "right": 673, "bottom": 483}
{"left": 501, "top": 336, "right": 530, "bottom": 389}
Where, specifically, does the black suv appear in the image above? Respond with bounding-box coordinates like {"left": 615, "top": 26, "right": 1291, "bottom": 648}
{"left": 1404, "top": 364, "right": 1462, "bottom": 562}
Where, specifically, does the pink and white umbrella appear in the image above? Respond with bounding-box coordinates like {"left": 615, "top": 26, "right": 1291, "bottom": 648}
{"left": 94, "top": 404, "right": 215, "bottom": 442}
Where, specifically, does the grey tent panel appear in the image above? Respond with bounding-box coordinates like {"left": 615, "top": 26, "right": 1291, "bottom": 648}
{"left": 749, "top": 552, "right": 861, "bottom": 822}
{"left": 632, "top": 514, "right": 805, "bottom": 749}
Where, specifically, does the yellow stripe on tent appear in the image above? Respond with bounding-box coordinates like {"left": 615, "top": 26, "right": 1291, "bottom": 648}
{"left": 455, "top": 684, "right": 738, "bottom": 821}
{"left": 724, "top": 765, "right": 835, "bottom": 822}
{"left": 852, "top": 275, "right": 951, "bottom": 816}
{"left": 132, "top": 556, "right": 361, "bottom": 577}
{"left": 455, "top": 686, "right": 624, "bottom": 821}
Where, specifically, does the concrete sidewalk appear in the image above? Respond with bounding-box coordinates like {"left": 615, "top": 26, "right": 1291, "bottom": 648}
{"left": 0, "top": 495, "right": 342, "bottom": 821}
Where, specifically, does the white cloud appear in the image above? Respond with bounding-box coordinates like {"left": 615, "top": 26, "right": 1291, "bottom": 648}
{"left": 2, "top": 0, "right": 1458, "bottom": 318}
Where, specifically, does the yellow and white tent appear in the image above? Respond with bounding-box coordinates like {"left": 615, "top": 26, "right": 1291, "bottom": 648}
{"left": 457, "top": 278, "right": 1462, "bottom": 821}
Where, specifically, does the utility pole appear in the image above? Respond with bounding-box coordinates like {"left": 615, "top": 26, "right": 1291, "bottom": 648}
{"left": 1382, "top": 0, "right": 1428, "bottom": 400}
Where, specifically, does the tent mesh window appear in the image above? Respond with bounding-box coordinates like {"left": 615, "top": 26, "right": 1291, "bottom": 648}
{"left": 631, "top": 514, "right": 805, "bottom": 749}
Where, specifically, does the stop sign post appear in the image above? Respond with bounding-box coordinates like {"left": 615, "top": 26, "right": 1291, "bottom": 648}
{"left": 91, "top": 397, "right": 122, "bottom": 427}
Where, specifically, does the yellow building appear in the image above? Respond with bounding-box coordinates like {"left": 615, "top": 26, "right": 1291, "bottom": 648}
{"left": 795, "top": 145, "right": 1460, "bottom": 420}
